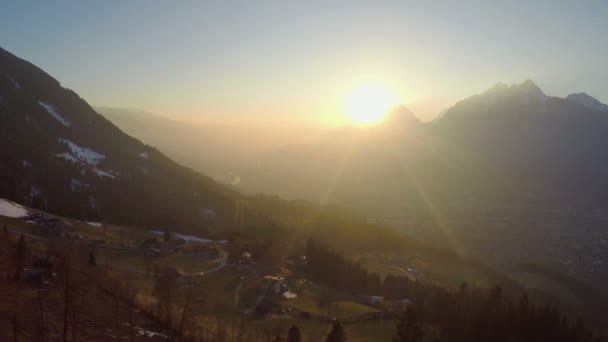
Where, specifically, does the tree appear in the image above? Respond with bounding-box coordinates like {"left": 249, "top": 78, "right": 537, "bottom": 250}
{"left": 286, "top": 324, "right": 302, "bottom": 342}
{"left": 325, "top": 322, "right": 346, "bottom": 342}
{"left": 394, "top": 308, "right": 423, "bottom": 342}
{"left": 316, "top": 291, "right": 333, "bottom": 323}
{"left": 153, "top": 264, "right": 174, "bottom": 326}
{"left": 16, "top": 234, "right": 26, "bottom": 261}
{"left": 163, "top": 226, "right": 172, "bottom": 242}
{"left": 89, "top": 251, "right": 96, "bottom": 267}
{"left": 14, "top": 234, "right": 27, "bottom": 279}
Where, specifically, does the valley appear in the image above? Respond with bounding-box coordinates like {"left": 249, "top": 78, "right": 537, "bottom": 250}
{"left": 1, "top": 4, "right": 608, "bottom": 338}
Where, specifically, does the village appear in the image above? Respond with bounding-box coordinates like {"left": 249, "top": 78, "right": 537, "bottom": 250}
{"left": 4, "top": 209, "right": 411, "bottom": 328}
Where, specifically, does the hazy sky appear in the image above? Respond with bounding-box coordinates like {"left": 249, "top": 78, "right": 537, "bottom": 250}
{"left": 1, "top": 1, "right": 607, "bottom": 124}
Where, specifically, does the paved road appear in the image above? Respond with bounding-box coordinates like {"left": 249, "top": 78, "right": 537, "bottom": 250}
{"left": 198, "top": 253, "right": 227, "bottom": 275}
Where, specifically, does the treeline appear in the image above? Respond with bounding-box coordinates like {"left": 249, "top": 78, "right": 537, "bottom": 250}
{"left": 397, "top": 285, "right": 602, "bottom": 342}
{"left": 304, "top": 239, "right": 602, "bottom": 342}
{"left": 515, "top": 262, "right": 604, "bottom": 304}
{"left": 304, "top": 238, "right": 448, "bottom": 299}
{"left": 246, "top": 193, "right": 408, "bottom": 253}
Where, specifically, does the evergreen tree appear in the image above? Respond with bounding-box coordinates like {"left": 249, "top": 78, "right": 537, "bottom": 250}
{"left": 14, "top": 233, "right": 27, "bottom": 279}
{"left": 325, "top": 322, "right": 346, "bottom": 342}
{"left": 394, "top": 308, "right": 423, "bottom": 342}
{"left": 15, "top": 234, "right": 27, "bottom": 263}
{"left": 89, "top": 251, "right": 97, "bottom": 266}
{"left": 286, "top": 324, "right": 302, "bottom": 342}
{"left": 163, "top": 226, "right": 172, "bottom": 242}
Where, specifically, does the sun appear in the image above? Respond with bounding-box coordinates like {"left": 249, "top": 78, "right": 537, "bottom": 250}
{"left": 345, "top": 84, "right": 398, "bottom": 124}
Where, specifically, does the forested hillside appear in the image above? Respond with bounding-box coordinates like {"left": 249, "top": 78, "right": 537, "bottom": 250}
{"left": 0, "top": 47, "right": 238, "bottom": 234}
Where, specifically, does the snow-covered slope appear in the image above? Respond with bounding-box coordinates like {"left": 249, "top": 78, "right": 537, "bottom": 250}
{"left": 0, "top": 46, "right": 238, "bottom": 233}
{"left": 59, "top": 138, "right": 105, "bottom": 166}
{"left": 38, "top": 101, "right": 71, "bottom": 126}
{"left": 0, "top": 199, "right": 29, "bottom": 218}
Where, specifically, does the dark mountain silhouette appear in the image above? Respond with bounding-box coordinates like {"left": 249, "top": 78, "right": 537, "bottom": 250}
{"left": 566, "top": 92, "right": 608, "bottom": 112}
{"left": 231, "top": 80, "right": 608, "bottom": 215}
{"left": 0, "top": 47, "right": 239, "bottom": 233}
{"left": 93, "top": 72, "right": 608, "bottom": 219}
{"left": 433, "top": 80, "right": 608, "bottom": 202}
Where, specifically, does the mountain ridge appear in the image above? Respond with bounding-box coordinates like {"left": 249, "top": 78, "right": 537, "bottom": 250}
{"left": 0, "top": 47, "right": 242, "bottom": 234}
{"left": 566, "top": 92, "right": 608, "bottom": 112}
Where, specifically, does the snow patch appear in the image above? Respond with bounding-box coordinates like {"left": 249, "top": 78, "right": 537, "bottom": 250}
{"left": 283, "top": 291, "right": 297, "bottom": 299}
{"left": 92, "top": 168, "right": 115, "bottom": 179}
{"left": 59, "top": 139, "right": 105, "bottom": 166}
{"left": 56, "top": 149, "right": 114, "bottom": 180}
{"left": 86, "top": 221, "right": 103, "bottom": 227}
{"left": 57, "top": 152, "right": 79, "bottom": 163}
{"left": 5, "top": 74, "right": 22, "bottom": 90}
{"left": 22, "top": 160, "right": 31, "bottom": 168}
{"left": 71, "top": 179, "right": 79, "bottom": 191}
{"left": 38, "top": 101, "right": 71, "bottom": 126}
{"left": 138, "top": 152, "right": 149, "bottom": 159}
{"left": 0, "top": 199, "right": 29, "bottom": 218}
{"left": 70, "top": 178, "right": 85, "bottom": 192}
{"left": 149, "top": 231, "right": 227, "bottom": 243}
{"left": 135, "top": 327, "right": 169, "bottom": 339}
{"left": 89, "top": 196, "right": 99, "bottom": 210}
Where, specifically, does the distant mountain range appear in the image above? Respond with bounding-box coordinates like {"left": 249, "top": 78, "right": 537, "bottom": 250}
{"left": 96, "top": 106, "right": 324, "bottom": 187}
{"left": 0, "top": 47, "right": 240, "bottom": 233}
{"left": 100, "top": 79, "right": 608, "bottom": 218}
{"left": 6, "top": 41, "right": 606, "bottom": 226}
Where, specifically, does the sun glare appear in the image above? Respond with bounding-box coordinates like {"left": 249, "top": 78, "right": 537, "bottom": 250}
{"left": 345, "top": 84, "right": 398, "bottom": 124}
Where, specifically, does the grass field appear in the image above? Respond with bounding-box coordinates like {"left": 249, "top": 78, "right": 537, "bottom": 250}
{"left": 284, "top": 297, "right": 380, "bottom": 320}
{"left": 355, "top": 250, "right": 501, "bottom": 290}
{"left": 94, "top": 247, "right": 219, "bottom": 273}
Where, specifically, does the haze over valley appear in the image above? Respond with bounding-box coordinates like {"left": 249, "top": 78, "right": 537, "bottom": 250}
{"left": 1, "top": 1, "right": 608, "bottom": 341}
